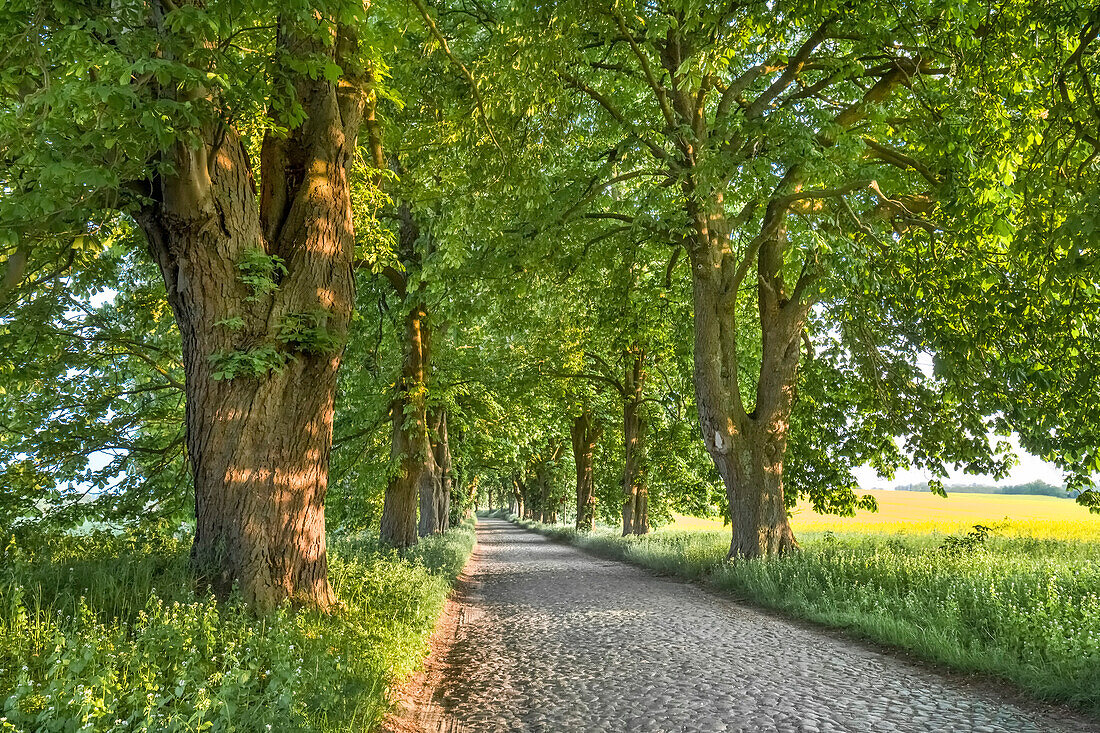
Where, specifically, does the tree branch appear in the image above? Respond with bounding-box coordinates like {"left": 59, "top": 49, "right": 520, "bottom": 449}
{"left": 560, "top": 72, "right": 674, "bottom": 165}
{"left": 608, "top": 5, "right": 677, "bottom": 130}
{"left": 560, "top": 169, "right": 649, "bottom": 222}
{"left": 862, "top": 137, "right": 938, "bottom": 184}
{"left": 583, "top": 212, "right": 634, "bottom": 223}
{"left": 745, "top": 21, "right": 833, "bottom": 119}
{"left": 410, "top": 0, "right": 502, "bottom": 151}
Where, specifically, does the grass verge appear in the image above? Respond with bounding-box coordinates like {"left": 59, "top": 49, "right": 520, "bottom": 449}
{"left": 509, "top": 514, "right": 1100, "bottom": 717}
{"left": 0, "top": 518, "right": 477, "bottom": 732}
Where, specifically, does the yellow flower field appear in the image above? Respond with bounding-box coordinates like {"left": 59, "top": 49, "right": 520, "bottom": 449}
{"left": 672, "top": 489, "right": 1100, "bottom": 540}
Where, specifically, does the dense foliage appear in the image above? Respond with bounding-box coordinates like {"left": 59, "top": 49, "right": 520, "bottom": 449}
{"left": 0, "top": 0, "right": 1098, "bottom": 724}
{"left": 3, "top": 0, "right": 1098, "bottom": 547}
{"left": 0, "top": 520, "right": 476, "bottom": 731}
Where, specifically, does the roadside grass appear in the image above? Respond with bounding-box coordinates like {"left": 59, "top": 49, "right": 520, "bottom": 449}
{"left": 0, "top": 519, "right": 476, "bottom": 732}
{"left": 511, "top": 505, "right": 1100, "bottom": 716}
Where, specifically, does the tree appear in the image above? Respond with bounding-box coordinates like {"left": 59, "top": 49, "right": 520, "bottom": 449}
{"left": 428, "top": 406, "right": 455, "bottom": 532}
{"left": 899, "top": 2, "right": 1100, "bottom": 509}
{"left": 363, "top": 0, "right": 521, "bottom": 544}
{"left": 570, "top": 409, "right": 602, "bottom": 530}
{"left": 620, "top": 344, "right": 649, "bottom": 534}
{"left": 489, "top": 0, "right": 1082, "bottom": 557}
{"left": 0, "top": 1, "right": 374, "bottom": 608}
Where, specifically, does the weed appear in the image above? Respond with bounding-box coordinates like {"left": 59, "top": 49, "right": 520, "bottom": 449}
{"left": 0, "top": 519, "right": 476, "bottom": 731}
{"left": 940, "top": 523, "right": 995, "bottom": 555}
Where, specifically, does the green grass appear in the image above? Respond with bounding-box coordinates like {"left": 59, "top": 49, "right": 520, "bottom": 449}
{"left": 511, "top": 512, "right": 1100, "bottom": 716}
{"left": 0, "top": 519, "right": 476, "bottom": 732}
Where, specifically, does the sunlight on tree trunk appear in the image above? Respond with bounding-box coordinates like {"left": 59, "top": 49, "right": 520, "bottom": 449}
{"left": 381, "top": 304, "right": 437, "bottom": 547}
{"left": 134, "top": 8, "right": 369, "bottom": 610}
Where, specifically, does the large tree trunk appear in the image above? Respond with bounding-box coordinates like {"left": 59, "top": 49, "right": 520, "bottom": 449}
{"left": 687, "top": 195, "right": 803, "bottom": 559}
{"left": 415, "top": 404, "right": 445, "bottom": 538}
{"left": 724, "top": 421, "right": 798, "bottom": 557}
{"left": 621, "top": 347, "right": 649, "bottom": 536}
{"left": 536, "top": 463, "right": 552, "bottom": 523}
{"left": 381, "top": 303, "right": 438, "bottom": 547}
{"left": 518, "top": 476, "right": 537, "bottom": 520}
{"left": 622, "top": 409, "right": 649, "bottom": 535}
{"left": 572, "top": 411, "right": 601, "bottom": 531}
{"left": 416, "top": 456, "right": 443, "bottom": 536}
{"left": 135, "top": 9, "right": 367, "bottom": 610}
{"left": 535, "top": 441, "right": 563, "bottom": 523}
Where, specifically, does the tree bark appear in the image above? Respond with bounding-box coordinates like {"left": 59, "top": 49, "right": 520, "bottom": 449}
{"left": 572, "top": 411, "right": 602, "bottom": 531}
{"left": 537, "top": 466, "right": 555, "bottom": 523}
{"left": 621, "top": 347, "right": 649, "bottom": 536}
{"left": 623, "top": 412, "right": 649, "bottom": 535}
{"left": 429, "top": 407, "right": 453, "bottom": 533}
{"left": 380, "top": 303, "right": 438, "bottom": 547}
{"left": 134, "top": 7, "right": 368, "bottom": 610}
{"left": 416, "top": 403, "right": 444, "bottom": 538}
{"left": 519, "top": 476, "right": 537, "bottom": 520}
{"left": 687, "top": 196, "right": 803, "bottom": 558}
{"left": 535, "top": 440, "right": 563, "bottom": 523}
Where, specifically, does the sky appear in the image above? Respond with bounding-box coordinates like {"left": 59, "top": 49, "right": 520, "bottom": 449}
{"left": 853, "top": 434, "right": 1065, "bottom": 490}
{"left": 850, "top": 352, "right": 1068, "bottom": 490}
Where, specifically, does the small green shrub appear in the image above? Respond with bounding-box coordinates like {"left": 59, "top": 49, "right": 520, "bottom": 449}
{"left": 277, "top": 310, "right": 343, "bottom": 355}
{"left": 209, "top": 345, "right": 288, "bottom": 381}
{"left": 939, "top": 522, "right": 995, "bottom": 555}
{"left": 236, "top": 249, "right": 287, "bottom": 302}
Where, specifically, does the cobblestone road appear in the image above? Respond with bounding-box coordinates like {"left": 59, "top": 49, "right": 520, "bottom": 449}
{"left": 428, "top": 519, "right": 1090, "bottom": 733}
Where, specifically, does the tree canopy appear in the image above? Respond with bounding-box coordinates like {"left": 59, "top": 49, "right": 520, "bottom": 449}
{"left": 1, "top": 0, "right": 1098, "bottom": 603}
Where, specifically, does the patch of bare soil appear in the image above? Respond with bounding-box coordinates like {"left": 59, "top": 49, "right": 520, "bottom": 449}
{"left": 380, "top": 547, "right": 480, "bottom": 733}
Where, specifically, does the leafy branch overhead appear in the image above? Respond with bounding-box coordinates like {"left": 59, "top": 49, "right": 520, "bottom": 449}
{"left": 1, "top": 0, "right": 1099, "bottom": 613}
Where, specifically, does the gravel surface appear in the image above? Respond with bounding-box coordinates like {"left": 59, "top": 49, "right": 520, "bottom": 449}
{"left": 429, "top": 518, "right": 1090, "bottom": 733}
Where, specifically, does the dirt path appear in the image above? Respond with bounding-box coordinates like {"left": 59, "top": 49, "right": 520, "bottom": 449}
{"left": 398, "top": 518, "right": 1091, "bottom": 733}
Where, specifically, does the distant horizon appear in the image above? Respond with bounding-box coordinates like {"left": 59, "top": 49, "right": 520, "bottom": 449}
{"left": 855, "top": 446, "right": 1066, "bottom": 490}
